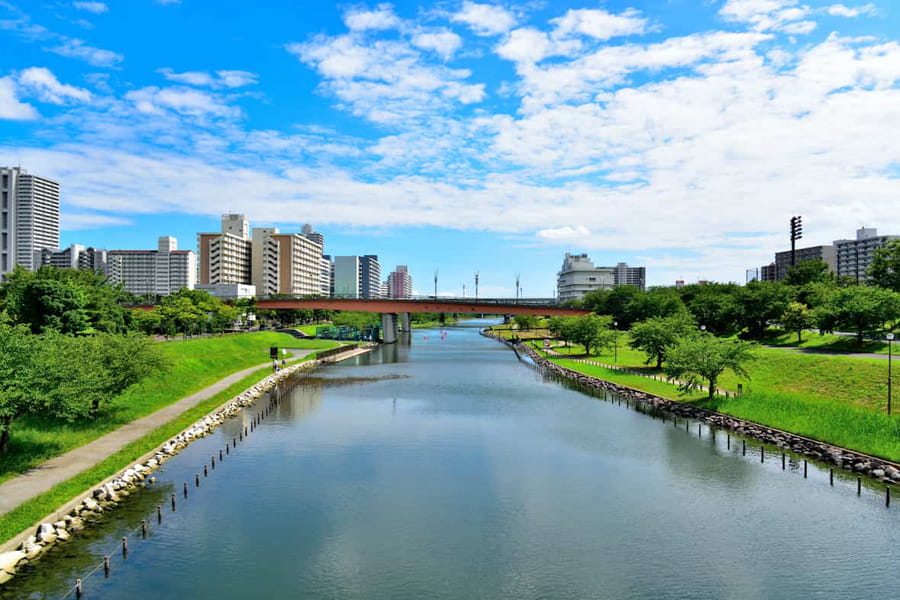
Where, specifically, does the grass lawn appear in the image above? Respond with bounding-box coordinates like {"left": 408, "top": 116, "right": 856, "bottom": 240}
{"left": 0, "top": 332, "right": 338, "bottom": 484}
{"left": 0, "top": 355, "right": 323, "bottom": 545}
{"left": 757, "top": 328, "right": 891, "bottom": 354}
{"left": 532, "top": 337, "right": 900, "bottom": 462}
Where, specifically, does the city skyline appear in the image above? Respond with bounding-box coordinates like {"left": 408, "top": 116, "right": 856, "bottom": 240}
{"left": 2, "top": 1, "right": 900, "bottom": 294}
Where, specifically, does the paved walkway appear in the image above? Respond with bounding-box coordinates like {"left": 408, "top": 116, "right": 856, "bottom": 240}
{"left": 0, "top": 350, "right": 317, "bottom": 517}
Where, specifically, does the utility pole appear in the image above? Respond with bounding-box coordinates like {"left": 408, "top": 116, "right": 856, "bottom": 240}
{"left": 790, "top": 215, "right": 803, "bottom": 269}
{"left": 463, "top": 283, "right": 466, "bottom": 298}
{"left": 475, "top": 271, "right": 479, "bottom": 302}
{"left": 434, "top": 270, "right": 438, "bottom": 298}
{"left": 515, "top": 273, "right": 520, "bottom": 303}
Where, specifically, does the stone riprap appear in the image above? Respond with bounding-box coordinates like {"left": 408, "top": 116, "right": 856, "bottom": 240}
{"left": 484, "top": 331, "right": 900, "bottom": 488}
{"left": 0, "top": 345, "right": 372, "bottom": 585}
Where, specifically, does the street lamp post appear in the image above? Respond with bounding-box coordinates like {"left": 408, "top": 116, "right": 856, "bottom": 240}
{"left": 613, "top": 321, "right": 618, "bottom": 364}
{"left": 888, "top": 333, "right": 895, "bottom": 416}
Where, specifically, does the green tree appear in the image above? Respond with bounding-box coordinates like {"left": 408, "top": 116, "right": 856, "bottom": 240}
{"left": 783, "top": 260, "right": 834, "bottom": 286}
{"left": 513, "top": 314, "right": 540, "bottom": 330}
{"left": 628, "top": 313, "right": 697, "bottom": 368}
{"left": 568, "top": 314, "right": 615, "bottom": 356}
{"left": 868, "top": 239, "right": 900, "bottom": 292}
{"left": 624, "top": 287, "right": 686, "bottom": 324}
{"left": 781, "top": 302, "right": 813, "bottom": 343}
{"left": 735, "top": 281, "right": 791, "bottom": 338}
{"left": 547, "top": 316, "right": 577, "bottom": 347}
{"left": 681, "top": 283, "right": 741, "bottom": 336}
{"left": 664, "top": 334, "right": 756, "bottom": 401}
{"left": 817, "top": 286, "right": 900, "bottom": 344}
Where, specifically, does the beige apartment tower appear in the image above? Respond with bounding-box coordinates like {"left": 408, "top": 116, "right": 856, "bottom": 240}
{"left": 1, "top": 167, "right": 60, "bottom": 276}
{"left": 198, "top": 214, "right": 252, "bottom": 286}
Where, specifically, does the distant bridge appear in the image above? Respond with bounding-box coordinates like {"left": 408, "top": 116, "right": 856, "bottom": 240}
{"left": 255, "top": 297, "right": 590, "bottom": 318}
{"left": 256, "top": 297, "right": 590, "bottom": 344}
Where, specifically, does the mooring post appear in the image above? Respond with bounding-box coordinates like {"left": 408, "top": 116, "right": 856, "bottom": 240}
{"left": 183, "top": 482, "right": 188, "bottom": 498}
{"left": 204, "top": 465, "right": 208, "bottom": 477}
{"left": 761, "top": 446, "right": 765, "bottom": 463}
{"left": 830, "top": 469, "right": 834, "bottom": 486}
{"left": 727, "top": 434, "right": 731, "bottom": 450}
{"left": 219, "top": 449, "right": 223, "bottom": 460}
{"left": 858, "top": 477, "right": 862, "bottom": 495}
{"left": 122, "top": 536, "right": 128, "bottom": 559}
{"left": 226, "top": 445, "right": 230, "bottom": 455}
{"left": 742, "top": 440, "right": 746, "bottom": 456}
{"left": 698, "top": 424, "right": 702, "bottom": 437}
{"left": 157, "top": 505, "right": 162, "bottom": 524}
{"left": 141, "top": 519, "right": 147, "bottom": 539}
{"left": 171, "top": 493, "right": 176, "bottom": 511}
{"left": 104, "top": 555, "right": 110, "bottom": 577}
{"left": 195, "top": 473, "right": 200, "bottom": 487}
{"left": 75, "top": 578, "right": 83, "bottom": 599}
{"left": 804, "top": 460, "right": 808, "bottom": 478}
{"left": 782, "top": 453, "right": 786, "bottom": 470}
{"left": 211, "top": 456, "right": 215, "bottom": 470}
{"left": 887, "top": 487, "right": 892, "bottom": 507}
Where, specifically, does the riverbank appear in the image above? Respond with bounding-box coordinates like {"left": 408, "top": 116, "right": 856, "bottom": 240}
{"left": 484, "top": 331, "right": 900, "bottom": 488}
{"left": 0, "top": 344, "right": 373, "bottom": 583}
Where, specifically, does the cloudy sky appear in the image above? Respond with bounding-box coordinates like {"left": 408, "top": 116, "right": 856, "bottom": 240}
{"left": 1, "top": 0, "right": 898, "bottom": 296}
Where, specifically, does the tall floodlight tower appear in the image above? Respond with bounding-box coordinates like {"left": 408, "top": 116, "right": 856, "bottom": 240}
{"left": 475, "top": 271, "right": 479, "bottom": 302}
{"left": 434, "top": 270, "right": 439, "bottom": 298}
{"left": 790, "top": 216, "right": 803, "bottom": 268}
{"left": 515, "top": 273, "right": 520, "bottom": 302}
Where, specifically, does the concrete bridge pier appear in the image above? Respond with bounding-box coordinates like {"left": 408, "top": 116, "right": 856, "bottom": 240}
{"left": 401, "top": 312, "right": 411, "bottom": 332}
{"left": 381, "top": 313, "right": 399, "bottom": 344}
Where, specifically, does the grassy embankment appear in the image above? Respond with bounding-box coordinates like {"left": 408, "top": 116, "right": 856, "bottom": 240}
{"left": 0, "top": 332, "right": 341, "bottom": 544}
{"left": 0, "top": 332, "right": 337, "bottom": 484}
{"left": 527, "top": 333, "right": 900, "bottom": 462}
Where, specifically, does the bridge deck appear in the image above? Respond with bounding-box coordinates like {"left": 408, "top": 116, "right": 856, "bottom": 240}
{"left": 255, "top": 298, "right": 590, "bottom": 317}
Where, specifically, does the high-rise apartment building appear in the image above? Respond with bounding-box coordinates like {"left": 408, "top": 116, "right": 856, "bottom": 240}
{"left": 557, "top": 253, "right": 646, "bottom": 302}
{"left": 108, "top": 236, "right": 195, "bottom": 296}
{"left": 251, "top": 227, "right": 280, "bottom": 296}
{"left": 301, "top": 223, "right": 325, "bottom": 248}
{"left": 1, "top": 167, "right": 60, "bottom": 276}
{"left": 835, "top": 228, "right": 899, "bottom": 283}
{"left": 271, "top": 232, "right": 323, "bottom": 296}
{"left": 198, "top": 214, "right": 252, "bottom": 286}
{"left": 359, "top": 255, "right": 381, "bottom": 299}
{"left": 333, "top": 256, "right": 360, "bottom": 297}
{"left": 387, "top": 265, "right": 413, "bottom": 298}
{"left": 320, "top": 256, "right": 333, "bottom": 296}
{"left": 773, "top": 245, "right": 836, "bottom": 280}
{"left": 40, "top": 244, "right": 107, "bottom": 273}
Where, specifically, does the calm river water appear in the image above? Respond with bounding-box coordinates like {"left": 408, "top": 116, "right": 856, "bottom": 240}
{"left": 4, "top": 319, "right": 900, "bottom": 600}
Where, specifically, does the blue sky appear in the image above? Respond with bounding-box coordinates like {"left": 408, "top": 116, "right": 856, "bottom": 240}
{"left": 2, "top": 0, "right": 899, "bottom": 296}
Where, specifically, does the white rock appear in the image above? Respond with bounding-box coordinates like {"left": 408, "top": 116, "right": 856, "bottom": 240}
{"left": 55, "top": 529, "right": 71, "bottom": 542}
{"left": 0, "top": 551, "right": 26, "bottom": 574}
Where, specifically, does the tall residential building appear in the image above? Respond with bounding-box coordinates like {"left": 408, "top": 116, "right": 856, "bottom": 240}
{"left": 320, "top": 256, "right": 332, "bottom": 296}
{"left": 760, "top": 263, "right": 777, "bottom": 282}
{"left": 387, "top": 265, "right": 413, "bottom": 298}
{"left": 301, "top": 223, "right": 325, "bottom": 248}
{"left": 359, "top": 255, "right": 381, "bottom": 299}
{"left": 198, "top": 214, "right": 252, "bottom": 286}
{"left": 1, "top": 167, "right": 60, "bottom": 276}
{"left": 271, "top": 232, "right": 323, "bottom": 296}
{"left": 40, "top": 244, "right": 107, "bottom": 273}
{"left": 556, "top": 253, "right": 646, "bottom": 302}
{"left": 108, "top": 236, "right": 196, "bottom": 296}
{"left": 333, "top": 256, "right": 360, "bottom": 297}
{"left": 835, "top": 228, "right": 899, "bottom": 283}
{"left": 251, "top": 227, "right": 280, "bottom": 297}
{"left": 774, "top": 245, "right": 836, "bottom": 280}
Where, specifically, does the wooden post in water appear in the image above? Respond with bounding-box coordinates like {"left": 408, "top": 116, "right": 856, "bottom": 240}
{"left": 204, "top": 465, "right": 208, "bottom": 477}
{"left": 141, "top": 520, "right": 147, "bottom": 539}
{"left": 727, "top": 434, "right": 730, "bottom": 450}
{"left": 171, "top": 493, "right": 176, "bottom": 511}
{"left": 830, "top": 469, "right": 834, "bottom": 486}
{"left": 157, "top": 505, "right": 162, "bottom": 524}
{"left": 804, "top": 460, "right": 808, "bottom": 478}
{"left": 887, "top": 487, "right": 892, "bottom": 507}
{"left": 219, "top": 449, "right": 223, "bottom": 460}
{"left": 226, "top": 445, "right": 230, "bottom": 455}
{"left": 104, "top": 555, "right": 110, "bottom": 577}
{"left": 211, "top": 456, "right": 215, "bottom": 470}
{"left": 858, "top": 477, "right": 862, "bottom": 495}
{"left": 761, "top": 446, "right": 764, "bottom": 463}
{"left": 122, "top": 536, "right": 128, "bottom": 559}
{"left": 698, "top": 424, "right": 702, "bottom": 437}
{"left": 782, "top": 453, "right": 786, "bottom": 470}
{"left": 75, "top": 578, "right": 83, "bottom": 599}
{"left": 742, "top": 440, "right": 746, "bottom": 456}
{"left": 183, "top": 482, "right": 188, "bottom": 498}
{"left": 195, "top": 473, "right": 200, "bottom": 487}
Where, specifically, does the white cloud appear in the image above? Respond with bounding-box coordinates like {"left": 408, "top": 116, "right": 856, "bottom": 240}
{"left": 158, "top": 68, "right": 258, "bottom": 88}
{"left": 826, "top": 3, "right": 876, "bottom": 17}
{"left": 62, "top": 213, "right": 131, "bottom": 230}
{"left": 47, "top": 38, "right": 123, "bottom": 67}
{"left": 124, "top": 86, "right": 239, "bottom": 119}
{"left": 536, "top": 226, "right": 591, "bottom": 242}
{"left": 0, "top": 76, "right": 38, "bottom": 120}
{"left": 288, "top": 35, "right": 484, "bottom": 123}
{"left": 719, "top": 0, "right": 816, "bottom": 34}
{"left": 451, "top": 1, "right": 516, "bottom": 36}
{"left": 411, "top": 30, "right": 462, "bottom": 60}
{"left": 17, "top": 67, "right": 92, "bottom": 104}
{"left": 343, "top": 4, "right": 400, "bottom": 31}
{"left": 495, "top": 28, "right": 582, "bottom": 64}
{"left": 551, "top": 8, "right": 648, "bottom": 41}
{"left": 72, "top": 2, "right": 108, "bottom": 14}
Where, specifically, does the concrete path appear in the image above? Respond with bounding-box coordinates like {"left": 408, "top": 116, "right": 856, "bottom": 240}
{"left": 0, "top": 350, "right": 316, "bottom": 517}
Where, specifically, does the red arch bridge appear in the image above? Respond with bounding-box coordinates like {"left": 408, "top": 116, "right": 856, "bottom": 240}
{"left": 255, "top": 297, "right": 591, "bottom": 344}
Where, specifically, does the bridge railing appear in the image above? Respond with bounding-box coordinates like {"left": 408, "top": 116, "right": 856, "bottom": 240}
{"left": 257, "top": 295, "right": 566, "bottom": 307}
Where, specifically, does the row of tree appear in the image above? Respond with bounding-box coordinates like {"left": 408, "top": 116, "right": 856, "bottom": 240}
{"left": 569, "top": 260, "right": 900, "bottom": 342}
{"left": 0, "top": 322, "right": 165, "bottom": 452}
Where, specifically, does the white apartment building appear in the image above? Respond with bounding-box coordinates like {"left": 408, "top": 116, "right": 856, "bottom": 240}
{"left": 320, "top": 256, "right": 333, "bottom": 296}
{"left": 359, "top": 255, "right": 381, "bottom": 299}
{"left": 1, "top": 167, "right": 60, "bottom": 276}
{"left": 108, "top": 236, "right": 196, "bottom": 296}
{"left": 40, "top": 244, "right": 107, "bottom": 273}
{"left": 251, "top": 227, "right": 280, "bottom": 296}
{"left": 198, "top": 214, "right": 252, "bottom": 286}
{"left": 557, "top": 253, "right": 646, "bottom": 302}
{"left": 333, "top": 256, "right": 360, "bottom": 297}
{"left": 835, "top": 228, "right": 899, "bottom": 283}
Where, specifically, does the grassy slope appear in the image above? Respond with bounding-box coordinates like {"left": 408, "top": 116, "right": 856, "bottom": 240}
{"left": 757, "top": 328, "right": 890, "bottom": 354}
{"left": 0, "top": 333, "right": 337, "bottom": 483}
{"left": 533, "top": 337, "right": 900, "bottom": 462}
{"left": 0, "top": 356, "right": 322, "bottom": 544}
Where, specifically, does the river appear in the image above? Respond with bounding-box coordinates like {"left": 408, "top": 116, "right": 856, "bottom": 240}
{"left": 3, "top": 319, "right": 900, "bottom": 599}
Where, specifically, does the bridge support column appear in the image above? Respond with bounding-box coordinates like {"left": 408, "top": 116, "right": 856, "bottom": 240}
{"left": 381, "top": 313, "right": 399, "bottom": 344}
{"left": 401, "top": 312, "right": 411, "bottom": 332}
